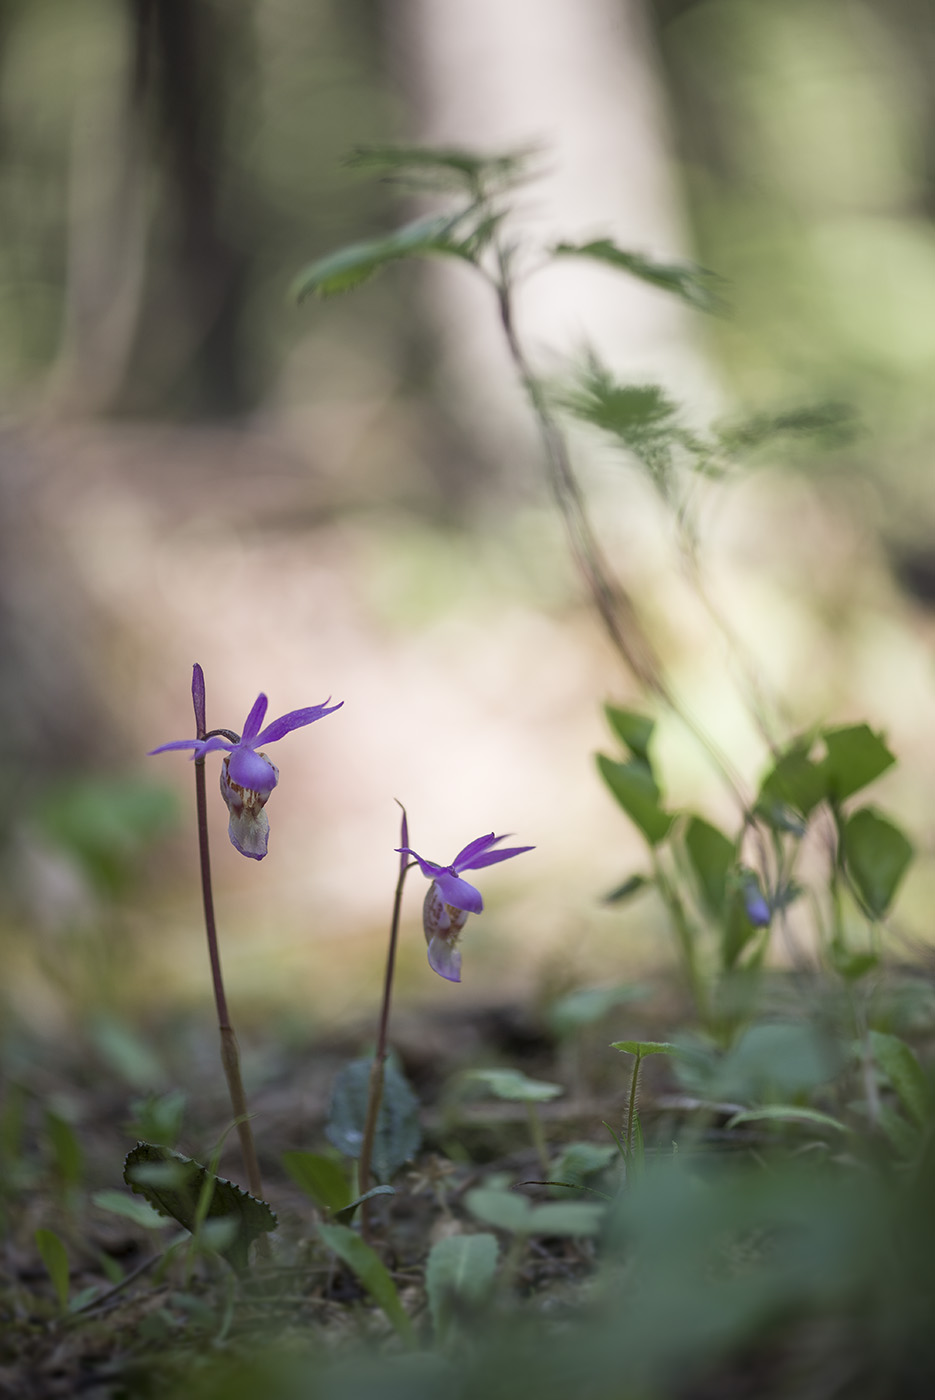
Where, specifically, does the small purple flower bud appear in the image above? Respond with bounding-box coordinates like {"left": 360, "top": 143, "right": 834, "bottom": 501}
{"left": 742, "top": 874, "right": 771, "bottom": 928}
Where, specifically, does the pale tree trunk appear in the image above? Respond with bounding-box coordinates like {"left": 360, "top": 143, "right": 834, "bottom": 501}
{"left": 386, "top": 0, "right": 714, "bottom": 479}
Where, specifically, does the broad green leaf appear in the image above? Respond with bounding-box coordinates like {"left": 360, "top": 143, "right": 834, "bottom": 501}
{"left": 325, "top": 1056, "right": 421, "bottom": 1182}
{"left": 547, "top": 983, "right": 648, "bottom": 1037}
{"left": 870, "top": 1032, "right": 931, "bottom": 1129}
{"left": 92, "top": 1188, "right": 172, "bottom": 1230}
{"left": 597, "top": 754, "right": 673, "bottom": 846}
{"left": 829, "top": 947, "right": 879, "bottom": 982}
{"left": 425, "top": 1233, "right": 499, "bottom": 1341}
{"left": 335, "top": 1185, "right": 395, "bottom": 1224}
{"left": 725, "top": 1106, "right": 849, "bottom": 1133}
{"left": 603, "top": 874, "right": 652, "bottom": 904}
{"left": 552, "top": 240, "right": 719, "bottom": 311}
{"left": 684, "top": 817, "right": 735, "bottom": 916}
{"left": 465, "top": 1189, "right": 604, "bottom": 1237}
{"left": 821, "top": 724, "right": 895, "bottom": 803}
{"left": 604, "top": 705, "right": 656, "bottom": 763}
{"left": 292, "top": 210, "right": 474, "bottom": 301}
{"left": 462, "top": 1068, "right": 563, "bottom": 1103}
{"left": 611, "top": 1040, "right": 677, "bottom": 1058}
{"left": 550, "top": 1142, "right": 618, "bottom": 1193}
{"left": 757, "top": 741, "right": 827, "bottom": 822}
{"left": 282, "top": 1151, "right": 350, "bottom": 1214}
{"left": 35, "top": 1228, "right": 69, "bottom": 1309}
{"left": 123, "top": 1143, "right": 277, "bottom": 1273}
{"left": 843, "top": 808, "right": 913, "bottom": 918}
{"left": 318, "top": 1223, "right": 415, "bottom": 1344}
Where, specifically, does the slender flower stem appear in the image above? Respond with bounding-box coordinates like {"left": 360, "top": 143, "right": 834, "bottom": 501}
{"left": 192, "top": 674, "right": 264, "bottom": 1204}
{"left": 358, "top": 811, "right": 412, "bottom": 1222}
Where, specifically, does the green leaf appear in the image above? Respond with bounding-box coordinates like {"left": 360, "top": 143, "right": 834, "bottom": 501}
{"left": 870, "top": 1032, "right": 931, "bottom": 1129}
{"left": 334, "top": 1185, "right": 395, "bottom": 1224}
{"left": 45, "top": 1110, "right": 83, "bottom": 1190}
{"left": 465, "top": 1189, "right": 604, "bottom": 1237}
{"left": 821, "top": 724, "right": 895, "bottom": 803}
{"left": 292, "top": 210, "right": 475, "bottom": 301}
{"left": 282, "top": 1151, "right": 350, "bottom": 1214}
{"left": 722, "top": 891, "right": 760, "bottom": 971}
{"left": 597, "top": 754, "right": 673, "bottom": 846}
{"left": 318, "top": 1223, "right": 415, "bottom": 1344}
{"left": 757, "top": 740, "right": 828, "bottom": 822}
{"left": 462, "top": 1068, "right": 564, "bottom": 1103}
{"left": 547, "top": 982, "right": 648, "bottom": 1037}
{"left": 684, "top": 817, "right": 735, "bottom": 916}
{"left": 603, "top": 874, "right": 652, "bottom": 904}
{"left": 725, "top": 1106, "right": 849, "bottom": 1134}
{"left": 842, "top": 807, "right": 913, "bottom": 918}
{"left": 35, "top": 1228, "right": 69, "bottom": 1309}
{"left": 346, "top": 143, "right": 535, "bottom": 194}
{"left": 717, "top": 402, "right": 857, "bottom": 455}
{"left": 549, "top": 1142, "right": 618, "bottom": 1193}
{"left": 604, "top": 705, "right": 656, "bottom": 763}
{"left": 123, "top": 1143, "right": 277, "bottom": 1273}
{"left": 425, "top": 1233, "right": 499, "bottom": 1342}
{"left": 552, "top": 240, "right": 720, "bottom": 311}
{"left": 611, "top": 1040, "right": 677, "bottom": 1058}
{"left": 325, "top": 1056, "right": 421, "bottom": 1182}
{"left": 92, "top": 1189, "right": 173, "bottom": 1230}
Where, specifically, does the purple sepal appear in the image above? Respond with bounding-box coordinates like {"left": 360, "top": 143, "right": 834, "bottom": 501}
{"left": 427, "top": 936, "right": 462, "bottom": 982}
{"left": 241, "top": 694, "right": 269, "bottom": 744}
{"left": 452, "top": 832, "right": 502, "bottom": 867}
{"left": 397, "top": 802, "right": 409, "bottom": 877}
{"left": 396, "top": 847, "right": 448, "bottom": 881}
{"left": 191, "top": 664, "right": 207, "bottom": 738}
{"left": 256, "top": 699, "right": 344, "bottom": 745}
{"left": 463, "top": 844, "right": 535, "bottom": 871}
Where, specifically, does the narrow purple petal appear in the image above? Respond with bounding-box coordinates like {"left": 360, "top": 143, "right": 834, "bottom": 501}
{"left": 241, "top": 694, "right": 269, "bottom": 744}
{"left": 148, "top": 737, "right": 232, "bottom": 758}
{"left": 452, "top": 832, "right": 502, "bottom": 868}
{"left": 228, "top": 745, "right": 279, "bottom": 793}
{"left": 427, "top": 935, "right": 462, "bottom": 983}
{"left": 191, "top": 664, "right": 206, "bottom": 739}
{"left": 434, "top": 870, "right": 483, "bottom": 914}
{"left": 396, "top": 847, "right": 448, "bottom": 881}
{"left": 461, "top": 844, "right": 535, "bottom": 871}
{"left": 255, "top": 699, "right": 344, "bottom": 746}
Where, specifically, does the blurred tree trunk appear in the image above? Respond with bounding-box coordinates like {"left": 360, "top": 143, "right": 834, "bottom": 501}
{"left": 384, "top": 0, "right": 712, "bottom": 496}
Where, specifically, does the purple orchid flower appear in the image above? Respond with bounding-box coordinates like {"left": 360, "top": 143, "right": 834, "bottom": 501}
{"left": 150, "top": 686, "right": 343, "bottom": 860}
{"left": 396, "top": 831, "right": 534, "bottom": 983}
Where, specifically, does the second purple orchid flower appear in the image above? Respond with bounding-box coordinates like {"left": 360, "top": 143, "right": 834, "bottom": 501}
{"left": 396, "top": 831, "right": 534, "bottom": 982}
{"left": 150, "top": 686, "right": 343, "bottom": 859}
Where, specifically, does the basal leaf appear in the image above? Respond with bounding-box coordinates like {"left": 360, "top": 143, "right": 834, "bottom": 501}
{"left": 552, "top": 240, "right": 720, "bottom": 311}
{"left": 318, "top": 1222, "right": 415, "bottom": 1344}
{"left": 821, "top": 724, "right": 895, "bottom": 803}
{"left": 35, "top": 1228, "right": 69, "bottom": 1309}
{"left": 281, "top": 1151, "right": 350, "bottom": 1214}
{"left": 842, "top": 808, "right": 913, "bottom": 919}
{"left": 597, "top": 754, "right": 673, "bottom": 847}
{"left": 425, "top": 1233, "right": 499, "bottom": 1341}
{"left": 462, "top": 1068, "right": 563, "bottom": 1103}
{"left": 611, "top": 1040, "right": 677, "bottom": 1058}
{"left": 325, "top": 1056, "right": 421, "bottom": 1181}
{"left": 123, "top": 1143, "right": 277, "bottom": 1272}
{"left": 869, "top": 1031, "right": 931, "bottom": 1129}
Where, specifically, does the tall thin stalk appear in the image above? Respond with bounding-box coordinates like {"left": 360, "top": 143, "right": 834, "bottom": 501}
{"left": 191, "top": 664, "right": 264, "bottom": 1202}
{"left": 358, "top": 805, "right": 412, "bottom": 1217}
